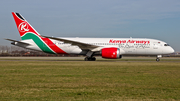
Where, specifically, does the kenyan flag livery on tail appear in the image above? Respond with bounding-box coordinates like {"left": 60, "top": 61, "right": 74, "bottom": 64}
{"left": 12, "top": 12, "right": 67, "bottom": 54}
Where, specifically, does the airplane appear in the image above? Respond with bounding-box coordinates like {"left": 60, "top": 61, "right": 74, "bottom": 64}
{"left": 5, "top": 12, "right": 174, "bottom": 61}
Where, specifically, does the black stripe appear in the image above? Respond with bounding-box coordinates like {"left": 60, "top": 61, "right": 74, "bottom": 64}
{"left": 15, "top": 13, "right": 25, "bottom": 20}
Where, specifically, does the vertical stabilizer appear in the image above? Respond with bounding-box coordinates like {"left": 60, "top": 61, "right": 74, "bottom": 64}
{"left": 12, "top": 12, "right": 40, "bottom": 40}
{"left": 11, "top": 12, "right": 67, "bottom": 54}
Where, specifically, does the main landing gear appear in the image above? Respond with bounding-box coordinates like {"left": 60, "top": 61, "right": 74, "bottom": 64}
{"left": 84, "top": 57, "right": 96, "bottom": 61}
{"left": 84, "top": 51, "right": 96, "bottom": 61}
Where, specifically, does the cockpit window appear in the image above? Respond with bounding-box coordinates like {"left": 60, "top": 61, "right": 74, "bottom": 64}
{"left": 164, "top": 44, "right": 170, "bottom": 46}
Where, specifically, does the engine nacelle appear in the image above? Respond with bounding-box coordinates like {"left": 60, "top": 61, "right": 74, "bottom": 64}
{"left": 101, "top": 47, "right": 121, "bottom": 59}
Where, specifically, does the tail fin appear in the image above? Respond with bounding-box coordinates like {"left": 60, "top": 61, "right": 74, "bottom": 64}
{"left": 11, "top": 12, "right": 67, "bottom": 54}
{"left": 12, "top": 12, "right": 40, "bottom": 40}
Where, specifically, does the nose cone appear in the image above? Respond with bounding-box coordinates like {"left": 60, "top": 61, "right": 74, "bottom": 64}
{"left": 163, "top": 47, "right": 174, "bottom": 54}
{"left": 170, "top": 47, "right": 175, "bottom": 53}
{"left": 167, "top": 47, "right": 175, "bottom": 54}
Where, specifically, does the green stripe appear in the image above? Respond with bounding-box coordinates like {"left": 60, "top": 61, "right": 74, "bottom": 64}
{"left": 21, "top": 33, "right": 55, "bottom": 54}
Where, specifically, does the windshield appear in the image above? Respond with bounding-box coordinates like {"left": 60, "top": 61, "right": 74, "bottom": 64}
{"left": 164, "top": 44, "right": 170, "bottom": 46}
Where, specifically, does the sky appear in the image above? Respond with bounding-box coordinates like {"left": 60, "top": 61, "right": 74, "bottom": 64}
{"left": 1, "top": 0, "right": 180, "bottom": 51}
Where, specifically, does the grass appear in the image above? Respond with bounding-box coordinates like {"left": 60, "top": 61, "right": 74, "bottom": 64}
{"left": 0, "top": 59, "right": 180, "bottom": 100}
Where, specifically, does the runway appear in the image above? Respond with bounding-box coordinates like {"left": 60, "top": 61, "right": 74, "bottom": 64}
{"left": 0, "top": 56, "right": 179, "bottom": 62}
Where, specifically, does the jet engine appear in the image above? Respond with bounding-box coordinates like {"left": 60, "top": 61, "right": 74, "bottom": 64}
{"left": 101, "top": 47, "right": 122, "bottom": 59}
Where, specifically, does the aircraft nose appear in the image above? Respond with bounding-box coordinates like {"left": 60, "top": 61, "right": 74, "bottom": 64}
{"left": 170, "top": 47, "right": 175, "bottom": 53}
{"left": 163, "top": 47, "right": 174, "bottom": 54}
{"left": 167, "top": 47, "right": 175, "bottom": 54}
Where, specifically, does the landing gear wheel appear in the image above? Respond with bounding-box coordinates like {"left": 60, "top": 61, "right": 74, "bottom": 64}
{"left": 84, "top": 57, "right": 89, "bottom": 61}
{"left": 84, "top": 57, "right": 96, "bottom": 61}
{"left": 91, "top": 57, "right": 96, "bottom": 61}
{"left": 156, "top": 58, "right": 160, "bottom": 62}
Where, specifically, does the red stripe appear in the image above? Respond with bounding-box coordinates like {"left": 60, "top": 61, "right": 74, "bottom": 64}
{"left": 41, "top": 38, "right": 67, "bottom": 54}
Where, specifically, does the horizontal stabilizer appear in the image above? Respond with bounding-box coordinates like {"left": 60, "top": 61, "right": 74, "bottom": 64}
{"left": 5, "top": 38, "right": 30, "bottom": 45}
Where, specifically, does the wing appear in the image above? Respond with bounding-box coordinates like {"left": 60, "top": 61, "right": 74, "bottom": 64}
{"left": 41, "top": 35, "right": 100, "bottom": 50}
{"left": 5, "top": 38, "right": 30, "bottom": 45}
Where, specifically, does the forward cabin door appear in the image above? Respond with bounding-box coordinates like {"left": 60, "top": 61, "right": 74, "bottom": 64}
{"left": 153, "top": 42, "right": 159, "bottom": 49}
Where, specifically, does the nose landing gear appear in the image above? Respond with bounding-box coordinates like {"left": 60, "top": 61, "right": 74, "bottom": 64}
{"left": 156, "top": 58, "right": 160, "bottom": 62}
{"left": 156, "top": 55, "right": 162, "bottom": 62}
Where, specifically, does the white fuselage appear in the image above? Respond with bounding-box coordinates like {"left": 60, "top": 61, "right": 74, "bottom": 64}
{"left": 9, "top": 12, "right": 175, "bottom": 61}
{"left": 20, "top": 37, "right": 174, "bottom": 56}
